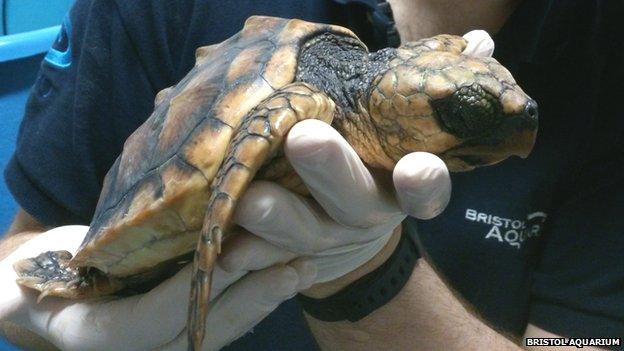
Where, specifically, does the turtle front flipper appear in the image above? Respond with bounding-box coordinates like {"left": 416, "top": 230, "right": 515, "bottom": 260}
{"left": 188, "top": 82, "right": 335, "bottom": 350}
{"left": 14, "top": 250, "right": 124, "bottom": 301}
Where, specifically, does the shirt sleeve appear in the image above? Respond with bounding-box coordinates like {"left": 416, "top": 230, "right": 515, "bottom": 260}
{"left": 3, "top": 0, "right": 158, "bottom": 226}
{"left": 529, "top": 156, "right": 624, "bottom": 338}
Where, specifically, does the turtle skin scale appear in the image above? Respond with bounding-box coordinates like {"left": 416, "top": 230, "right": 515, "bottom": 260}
{"left": 13, "top": 16, "right": 538, "bottom": 350}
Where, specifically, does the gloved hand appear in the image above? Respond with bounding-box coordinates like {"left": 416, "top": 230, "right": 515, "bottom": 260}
{"left": 0, "top": 226, "right": 317, "bottom": 351}
{"left": 226, "top": 123, "right": 450, "bottom": 286}
{"left": 224, "top": 29, "right": 494, "bottom": 286}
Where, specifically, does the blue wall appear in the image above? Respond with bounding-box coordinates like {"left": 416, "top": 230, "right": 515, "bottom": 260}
{"left": 2, "top": 0, "right": 75, "bottom": 35}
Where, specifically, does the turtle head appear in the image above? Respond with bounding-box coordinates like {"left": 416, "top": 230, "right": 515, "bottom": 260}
{"left": 364, "top": 36, "right": 538, "bottom": 172}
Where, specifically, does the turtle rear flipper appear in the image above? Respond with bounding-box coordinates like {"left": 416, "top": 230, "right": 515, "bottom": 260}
{"left": 14, "top": 250, "right": 124, "bottom": 301}
{"left": 189, "top": 82, "right": 335, "bottom": 350}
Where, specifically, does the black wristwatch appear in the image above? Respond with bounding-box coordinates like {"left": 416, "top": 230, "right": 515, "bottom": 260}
{"left": 297, "top": 222, "right": 420, "bottom": 322}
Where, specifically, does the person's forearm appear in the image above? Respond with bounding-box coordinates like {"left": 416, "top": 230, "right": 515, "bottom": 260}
{"left": 305, "top": 258, "right": 521, "bottom": 350}
{"left": 0, "top": 321, "right": 59, "bottom": 351}
{"left": 1, "top": 209, "right": 46, "bottom": 261}
{"left": 0, "top": 231, "right": 44, "bottom": 262}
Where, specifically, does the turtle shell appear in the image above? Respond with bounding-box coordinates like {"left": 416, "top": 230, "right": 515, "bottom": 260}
{"left": 71, "top": 17, "right": 359, "bottom": 277}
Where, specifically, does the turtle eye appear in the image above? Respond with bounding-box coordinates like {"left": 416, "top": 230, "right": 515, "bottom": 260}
{"left": 430, "top": 84, "right": 503, "bottom": 139}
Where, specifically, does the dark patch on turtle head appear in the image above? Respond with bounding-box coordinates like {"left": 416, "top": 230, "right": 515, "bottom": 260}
{"left": 431, "top": 84, "right": 505, "bottom": 139}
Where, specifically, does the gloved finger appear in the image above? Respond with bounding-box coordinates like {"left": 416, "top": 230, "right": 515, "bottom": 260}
{"left": 219, "top": 230, "right": 298, "bottom": 272}
{"left": 285, "top": 119, "right": 401, "bottom": 228}
{"left": 202, "top": 259, "right": 316, "bottom": 350}
{"left": 234, "top": 181, "right": 335, "bottom": 253}
{"left": 233, "top": 180, "right": 397, "bottom": 283}
{"left": 393, "top": 152, "right": 451, "bottom": 220}
{"left": 462, "top": 30, "right": 495, "bottom": 57}
{"left": 157, "top": 259, "right": 316, "bottom": 351}
{"left": 31, "top": 260, "right": 248, "bottom": 351}
{"left": 219, "top": 224, "right": 391, "bottom": 284}
{"left": 234, "top": 181, "right": 398, "bottom": 253}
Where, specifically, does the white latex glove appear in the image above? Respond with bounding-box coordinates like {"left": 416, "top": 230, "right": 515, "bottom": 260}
{"left": 0, "top": 226, "right": 317, "bottom": 351}
{"left": 227, "top": 122, "right": 451, "bottom": 283}
{"left": 225, "top": 30, "right": 494, "bottom": 284}
{"left": 462, "top": 30, "right": 495, "bottom": 58}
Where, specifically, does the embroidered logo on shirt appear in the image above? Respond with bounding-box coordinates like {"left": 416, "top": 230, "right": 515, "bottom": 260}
{"left": 45, "top": 15, "right": 72, "bottom": 69}
{"left": 464, "top": 208, "right": 547, "bottom": 249}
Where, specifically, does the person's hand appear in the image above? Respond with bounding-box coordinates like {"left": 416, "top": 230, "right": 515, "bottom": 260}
{"left": 224, "top": 30, "right": 495, "bottom": 291}
{"left": 0, "top": 226, "right": 317, "bottom": 351}
{"left": 226, "top": 122, "right": 451, "bottom": 291}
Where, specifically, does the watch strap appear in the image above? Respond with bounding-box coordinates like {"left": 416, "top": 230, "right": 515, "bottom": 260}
{"left": 297, "top": 225, "right": 419, "bottom": 322}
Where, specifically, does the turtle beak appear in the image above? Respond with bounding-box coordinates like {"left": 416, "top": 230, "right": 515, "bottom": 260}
{"left": 505, "top": 128, "right": 538, "bottom": 159}
{"left": 437, "top": 99, "right": 539, "bottom": 170}
{"left": 507, "top": 99, "right": 539, "bottom": 158}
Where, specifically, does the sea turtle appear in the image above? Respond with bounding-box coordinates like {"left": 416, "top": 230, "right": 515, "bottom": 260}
{"left": 13, "top": 16, "right": 538, "bottom": 350}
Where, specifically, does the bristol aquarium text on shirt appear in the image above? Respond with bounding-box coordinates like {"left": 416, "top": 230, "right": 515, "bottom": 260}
{"left": 464, "top": 208, "right": 548, "bottom": 249}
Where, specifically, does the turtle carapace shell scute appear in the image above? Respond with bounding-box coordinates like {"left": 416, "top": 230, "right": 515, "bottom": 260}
{"left": 73, "top": 17, "right": 361, "bottom": 277}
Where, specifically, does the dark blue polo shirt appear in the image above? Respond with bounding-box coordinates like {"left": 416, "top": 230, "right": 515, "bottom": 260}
{"left": 4, "top": 0, "right": 623, "bottom": 349}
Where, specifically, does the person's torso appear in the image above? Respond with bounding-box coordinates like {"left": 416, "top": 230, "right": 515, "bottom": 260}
{"left": 46, "top": 0, "right": 619, "bottom": 347}
{"left": 416, "top": 0, "right": 622, "bottom": 336}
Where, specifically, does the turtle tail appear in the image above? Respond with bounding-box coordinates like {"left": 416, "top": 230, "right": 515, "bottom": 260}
{"left": 188, "top": 82, "right": 334, "bottom": 350}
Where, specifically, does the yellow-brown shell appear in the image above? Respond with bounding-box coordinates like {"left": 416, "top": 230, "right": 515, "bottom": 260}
{"left": 72, "top": 16, "right": 359, "bottom": 276}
